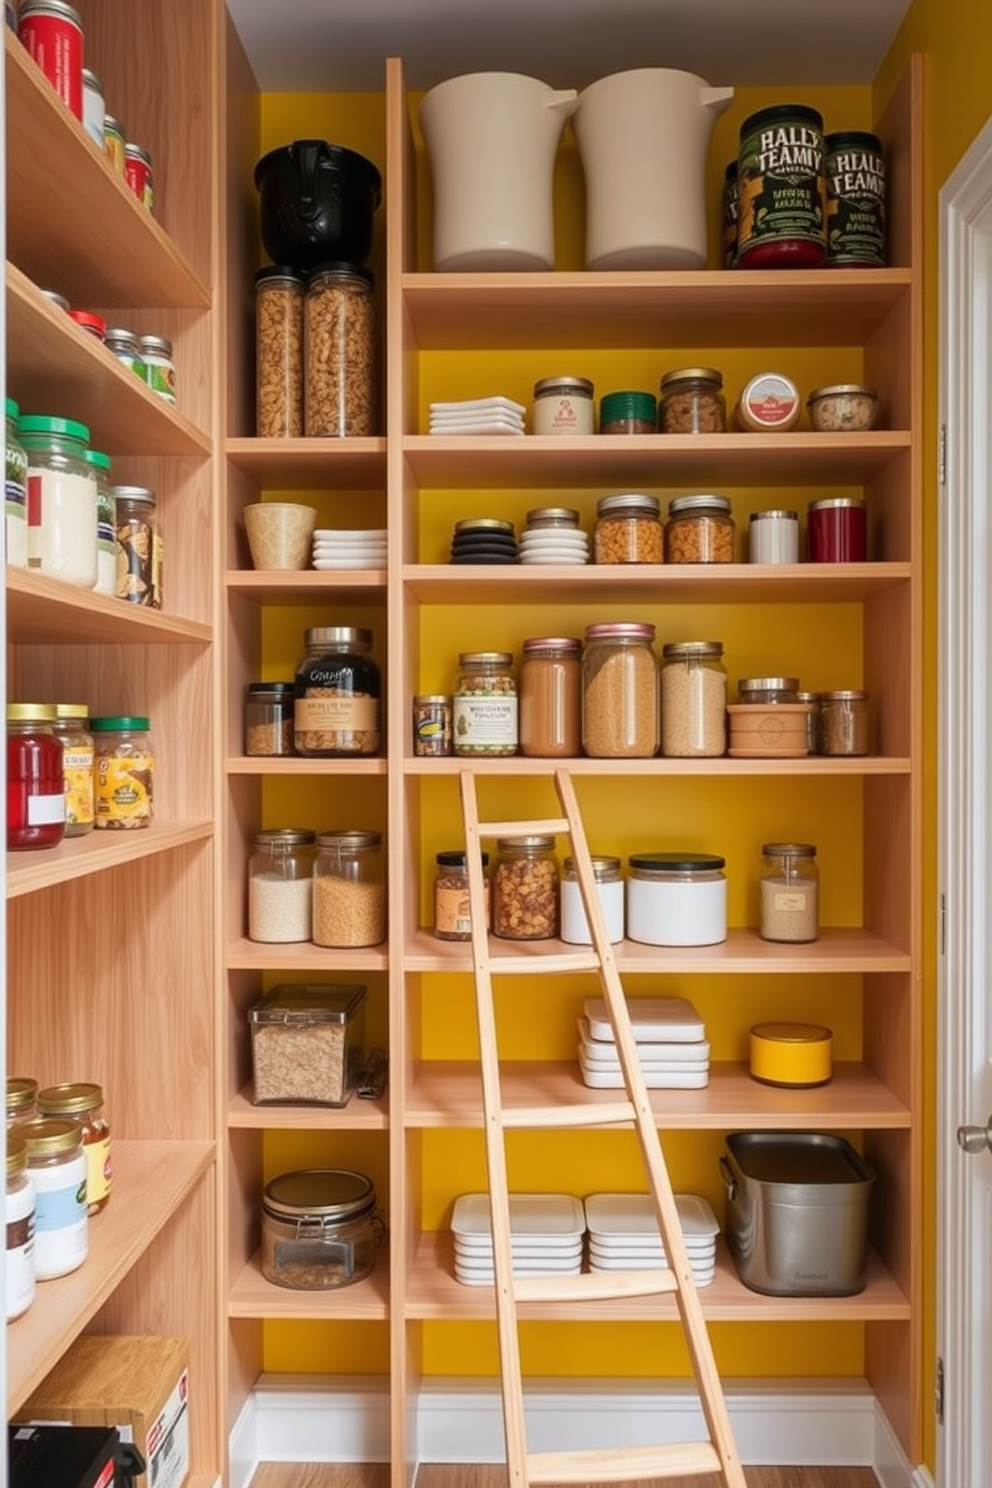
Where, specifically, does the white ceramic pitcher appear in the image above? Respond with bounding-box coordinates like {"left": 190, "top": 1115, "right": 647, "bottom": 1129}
{"left": 573, "top": 68, "right": 734, "bottom": 270}
{"left": 419, "top": 72, "right": 578, "bottom": 271}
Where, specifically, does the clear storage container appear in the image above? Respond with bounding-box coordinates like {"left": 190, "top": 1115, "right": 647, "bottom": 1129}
{"left": 660, "top": 641, "right": 727, "bottom": 758}
{"left": 295, "top": 626, "right": 381, "bottom": 757}
{"left": 759, "top": 842, "right": 819, "bottom": 943}
{"left": 582, "top": 622, "right": 658, "bottom": 759}
{"left": 262, "top": 1168, "right": 380, "bottom": 1289}
{"left": 493, "top": 835, "right": 559, "bottom": 941}
{"left": 19, "top": 414, "right": 97, "bottom": 588}
{"left": 244, "top": 682, "right": 296, "bottom": 757}
{"left": 453, "top": 651, "right": 518, "bottom": 757}
{"left": 313, "top": 829, "right": 386, "bottom": 947}
{"left": 658, "top": 367, "right": 726, "bottom": 433}
{"left": 594, "top": 493, "right": 663, "bottom": 564}
{"left": 255, "top": 265, "right": 305, "bottom": 437}
{"left": 304, "top": 262, "right": 376, "bottom": 436}
{"left": 819, "top": 689, "right": 870, "bottom": 756}
{"left": 248, "top": 827, "right": 316, "bottom": 943}
{"left": 519, "top": 636, "right": 582, "bottom": 757}
{"left": 665, "top": 494, "right": 735, "bottom": 563}
{"left": 113, "top": 484, "right": 162, "bottom": 609}
{"left": 250, "top": 983, "right": 367, "bottom": 1105}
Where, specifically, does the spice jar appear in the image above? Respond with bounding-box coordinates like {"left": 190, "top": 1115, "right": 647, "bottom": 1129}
{"left": 52, "top": 703, "right": 94, "bottom": 837}
{"left": 104, "top": 327, "right": 145, "bottom": 379}
{"left": 7, "top": 1078, "right": 38, "bottom": 1128}
{"left": 304, "top": 262, "right": 376, "bottom": 437}
{"left": 36, "top": 1082, "right": 111, "bottom": 1216}
{"left": 261, "top": 1168, "right": 380, "bottom": 1289}
{"left": 532, "top": 376, "right": 595, "bottom": 435}
{"left": 658, "top": 368, "right": 726, "bottom": 434}
{"left": 295, "top": 626, "right": 381, "bottom": 757}
{"left": 825, "top": 131, "right": 886, "bottom": 268}
{"left": 737, "top": 104, "right": 826, "bottom": 269}
{"left": 81, "top": 66, "right": 104, "bottom": 148}
{"left": 560, "top": 855, "right": 624, "bottom": 945}
{"left": 665, "top": 495, "right": 735, "bottom": 563}
{"left": 5, "top": 397, "right": 28, "bottom": 569}
{"left": 599, "top": 390, "right": 657, "bottom": 434}
{"left": 18, "top": 1, "right": 83, "bottom": 118}
{"left": 138, "top": 334, "right": 175, "bottom": 402}
{"left": 453, "top": 652, "right": 517, "bottom": 757}
{"left": 626, "top": 852, "right": 727, "bottom": 947}
{"left": 68, "top": 308, "right": 106, "bottom": 341}
{"left": 660, "top": 641, "right": 727, "bottom": 758}
{"left": 759, "top": 843, "right": 819, "bottom": 943}
{"left": 248, "top": 828, "right": 317, "bottom": 943}
{"left": 84, "top": 449, "right": 116, "bottom": 596}
{"left": 434, "top": 850, "right": 490, "bottom": 941}
{"left": 493, "top": 836, "right": 560, "bottom": 941}
{"left": 313, "top": 829, "right": 386, "bottom": 948}
{"left": 519, "top": 637, "right": 582, "bottom": 758}
{"left": 749, "top": 509, "right": 800, "bottom": 564}
{"left": 255, "top": 265, "right": 305, "bottom": 438}
{"left": 19, "top": 414, "right": 98, "bottom": 588}
{"left": 244, "top": 682, "right": 296, "bottom": 757}
{"left": 582, "top": 622, "right": 658, "bottom": 759}
{"left": 807, "top": 497, "right": 868, "bottom": 562}
{"left": 113, "top": 484, "right": 162, "bottom": 608}
{"left": 6, "top": 1134, "right": 35, "bottom": 1321}
{"left": 413, "top": 694, "right": 453, "bottom": 757}
{"left": 594, "top": 493, "right": 663, "bottom": 564}
{"left": 819, "top": 689, "right": 870, "bottom": 756}
{"left": 18, "top": 1117, "right": 88, "bottom": 1280}
{"left": 90, "top": 715, "right": 154, "bottom": 830}
{"left": 7, "top": 703, "right": 66, "bottom": 850}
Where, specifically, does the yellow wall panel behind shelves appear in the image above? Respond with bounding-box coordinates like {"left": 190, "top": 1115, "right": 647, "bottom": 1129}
{"left": 264, "top": 1321, "right": 390, "bottom": 1375}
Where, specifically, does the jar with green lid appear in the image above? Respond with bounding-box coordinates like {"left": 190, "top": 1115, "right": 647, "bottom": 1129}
{"left": 255, "top": 265, "right": 305, "bottom": 438}
{"left": 7, "top": 703, "right": 65, "bottom": 850}
{"left": 52, "top": 703, "right": 94, "bottom": 836}
{"left": 493, "top": 835, "right": 559, "bottom": 940}
{"left": 760, "top": 842, "right": 819, "bottom": 943}
{"left": 658, "top": 367, "right": 726, "bottom": 433}
{"left": 18, "top": 414, "right": 97, "bottom": 587}
{"left": 90, "top": 715, "right": 154, "bottom": 830}
{"left": 261, "top": 1168, "right": 381, "bottom": 1289}
{"left": 532, "top": 376, "right": 595, "bottom": 435}
{"left": 138, "top": 334, "right": 176, "bottom": 403}
{"left": 594, "top": 493, "right": 663, "bottom": 564}
{"left": 37, "top": 1082, "right": 111, "bottom": 1215}
{"left": 599, "top": 390, "right": 657, "bottom": 435}
{"left": 453, "top": 651, "right": 518, "bottom": 756}
{"left": 313, "top": 829, "right": 386, "bottom": 948}
{"left": 113, "top": 484, "right": 162, "bottom": 608}
{"left": 83, "top": 448, "right": 116, "bottom": 595}
{"left": 582, "top": 622, "right": 658, "bottom": 759}
{"left": 6, "top": 1132, "right": 35, "bottom": 1320}
{"left": 104, "top": 326, "right": 146, "bottom": 379}
{"left": 660, "top": 641, "right": 727, "bottom": 757}
{"left": 295, "top": 626, "right": 381, "bottom": 757}
{"left": 5, "top": 397, "right": 27, "bottom": 568}
{"left": 18, "top": 1117, "right": 87, "bottom": 1280}
{"left": 6, "top": 1077, "right": 38, "bottom": 1128}
{"left": 304, "top": 262, "right": 376, "bottom": 436}
{"left": 665, "top": 494, "right": 735, "bottom": 563}
{"left": 248, "top": 828, "right": 317, "bottom": 943}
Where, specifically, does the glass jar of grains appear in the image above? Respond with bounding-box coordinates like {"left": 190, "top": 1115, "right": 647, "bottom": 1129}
{"left": 434, "top": 850, "right": 490, "bottom": 941}
{"left": 594, "top": 493, "right": 663, "bottom": 564}
{"left": 255, "top": 265, "right": 305, "bottom": 438}
{"left": 248, "top": 828, "right": 317, "bottom": 943}
{"left": 90, "top": 715, "right": 154, "bottom": 830}
{"left": 518, "top": 637, "right": 582, "bottom": 757}
{"left": 313, "top": 829, "right": 386, "bottom": 948}
{"left": 665, "top": 494, "right": 735, "bottom": 563}
{"left": 304, "top": 262, "right": 376, "bottom": 436}
{"left": 295, "top": 626, "right": 381, "bottom": 757}
{"left": 819, "top": 689, "right": 870, "bottom": 756}
{"left": 660, "top": 641, "right": 727, "bottom": 758}
{"left": 52, "top": 702, "right": 94, "bottom": 836}
{"left": 582, "top": 622, "right": 658, "bottom": 759}
{"left": 493, "top": 835, "right": 560, "bottom": 941}
{"left": 261, "top": 1168, "right": 380, "bottom": 1290}
{"left": 658, "top": 367, "right": 726, "bottom": 433}
{"left": 244, "top": 682, "right": 296, "bottom": 757}
{"left": 36, "top": 1081, "right": 111, "bottom": 1216}
{"left": 453, "top": 651, "right": 518, "bottom": 757}
{"left": 759, "top": 842, "right": 819, "bottom": 943}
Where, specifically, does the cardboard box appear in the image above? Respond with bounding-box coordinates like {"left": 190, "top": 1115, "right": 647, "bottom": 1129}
{"left": 13, "top": 1336, "right": 189, "bottom": 1488}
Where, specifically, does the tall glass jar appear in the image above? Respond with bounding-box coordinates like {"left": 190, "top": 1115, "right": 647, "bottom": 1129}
{"left": 759, "top": 842, "right": 819, "bottom": 943}
{"left": 248, "top": 828, "right": 316, "bottom": 943}
{"left": 820, "top": 689, "right": 870, "bottom": 756}
{"left": 5, "top": 397, "right": 28, "bottom": 568}
{"left": 313, "top": 829, "right": 386, "bottom": 948}
{"left": 84, "top": 449, "right": 116, "bottom": 595}
{"left": 581, "top": 622, "right": 658, "bottom": 759}
{"left": 560, "top": 855, "right": 624, "bottom": 945}
{"left": 36, "top": 1082, "right": 111, "bottom": 1216}
{"left": 295, "top": 626, "right": 381, "bottom": 757}
{"left": 90, "top": 715, "right": 154, "bottom": 830}
{"left": 18, "top": 1117, "right": 88, "bottom": 1280}
{"left": 304, "top": 262, "right": 376, "bottom": 436}
{"left": 6, "top": 1133, "right": 35, "bottom": 1321}
{"left": 7, "top": 703, "right": 66, "bottom": 850}
{"left": 19, "top": 414, "right": 97, "bottom": 587}
{"left": 660, "top": 641, "right": 727, "bottom": 758}
{"left": 519, "top": 637, "right": 582, "bottom": 757}
{"left": 52, "top": 702, "right": 94, "bottom": 837}
{"left": 255, "top": 265, "right": 305, "bottom": 438}
{"left": 593, "top": 493, "right": 664, "bottom": 564}
{"left": 139, "top": 334, "right": 176, "bottom": 404}
{"left": 113, "top": 484, "right": 162, "bottom": 608}
{"left": 493, "top": 836, "right": 559, "bottom": 941}
{"left": 453, "top": 651, "right": 518, "bottom": 757}
{"left": 665, "top": 494, "right": 735, "bottom": 563}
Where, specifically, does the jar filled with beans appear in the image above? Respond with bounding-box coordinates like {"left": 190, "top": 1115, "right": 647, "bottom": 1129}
{"left": 665, "top": 494, "right": 735, "bottom": 563}
{"left": 493, "top": 835, "right": 559, "bottom": 941}
{"left": 304, "top": 262, "right": 376, "bottom": 437}
{"left": 593, "top": 493, "right": 663, "bottom": 564}
{"left": 658, "top": 367, "right": 726, "bottom": 433}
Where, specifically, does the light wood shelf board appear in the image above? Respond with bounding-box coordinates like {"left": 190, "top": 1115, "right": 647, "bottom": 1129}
{"left": 404, "top": 1061, "right": 911, "bottom": 1131}
{"left": 227, "top": 756, "right": 388, "bottom": 777}
{"left": 229, "top": 1085, "right": 389, "bottom": 1130}
{"left": 403, "top": 754, "right": 910, "bottom": 779}
{"left": 227, "top": 571, "right": 386, "bottom": 603}
{"left": 227, "top": 939, "right": 389, "bottom": 973}
{"left": 6, "top": 566, "right": 213, "bottom": 646}
{"left": 4, "top": 34, "right": 208, "bottom": 309}
{"left": 225, "top": 437, "right": 387, "bottom": 488}
{"left": 6, "top": 820, "right": 214, "bottom": 900}
{"left": 229, "top": 1245, "right": 391, "bottom": 1320}
{"left": 7, "top": 1140, "right": 214, "bottom": 1411}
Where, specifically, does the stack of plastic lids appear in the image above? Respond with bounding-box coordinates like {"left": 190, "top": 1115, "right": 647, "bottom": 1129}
{"left": 578, "top": 996, "right": 709, "bottom": 1089}
{"left": 451, "top": 1192, "right": 585, "bottom": 1286}
{"left": 429, "top": 396, "right": 526, "bottom": 435}
{"left": 585, "top": 1192, "right": 720, "bottom": 1287}
{"left": 312, "top": 528, "right": 387, "bottom": 570}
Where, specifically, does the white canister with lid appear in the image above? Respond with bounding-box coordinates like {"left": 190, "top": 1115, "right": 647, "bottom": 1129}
{"left": 560, "top": 855, "right": 624, "bottom": 944}
{"left": 749, "top": 509, "right": 800, "bottom": 564}
{"left": 626, "top": 851, "right": 727, "bottom": 946}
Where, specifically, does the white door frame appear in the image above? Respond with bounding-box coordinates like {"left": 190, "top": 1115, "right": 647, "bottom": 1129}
{"left": 938, "top": 108, "right": 992, "bottom": 1488}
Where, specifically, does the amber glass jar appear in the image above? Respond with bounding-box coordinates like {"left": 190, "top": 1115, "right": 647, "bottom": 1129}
{"left": 6, "top": 1077, "right": 38, "bottom": 1128}
{"left": 519, "top": 637, "right": 582, "bottom": 757}
{"left": 36, "top": 1082, "right": 111, "bottom": 1215}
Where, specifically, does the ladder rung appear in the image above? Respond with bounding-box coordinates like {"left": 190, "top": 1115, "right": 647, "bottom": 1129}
{"left": 491, "top": 950, "right": 602, "bottom": 975}
{"left": 513, "top": 1269, "right": 679, "bottom": 1303}
{"left": 526, "top": 1440, "right": 723, "bottom": 1483}
{"left": 502, "top": 1101, "right": 636, "bottom": 1129}
{"left": 476, "top": 817, "right": 570, "bottom": 838}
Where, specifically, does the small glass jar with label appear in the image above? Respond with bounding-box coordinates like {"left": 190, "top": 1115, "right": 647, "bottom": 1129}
{"left": 434, "top": 850, "right": 490, "bottom": 941}
{"left": 139, "top": 334, "right": 175, "bottom": 403}
{"left": 519, "top": 637, "right": 582, "bottom": 757}
{"left": 6, "top": 1133, "right": 35, "bottom": 1321}
{"left": 52, "top": 703, "right": 94, "bottom": 836}
{"left": 5, "top": 397, "right": 28, "bottom": 568}
{"left": 658, "top": 367, "right": 726, "bottom": 433}
{"left": 532, "top": 376, "right": 595, "bottom": 435}
{"left": 36, "top": 1082, "right": 111, "bottom": 1215}
{"left": 113, "top": 484, "right": 162, "bottom": 609}
{"left": 6, "top": 1077, "right": 38, "bottom": 1128}
{"left": 18, "top": 1117, "right": 88, "bottom": 1280}
{"left": 248, "top": 828, "right": 317, "bottom": 943}
{"left": 313, "top": 830, "right": 386, "bottom": 948}
{"left": 295, "top": 626, "right": 381, "bottom": 757}
{"left": 660, "top": 641, "right": 727, "bottom": 758}
{"left": 819, "top": 689, "right": 870, "bottom": 756}
{"left": 104, "top": 327, "right": 146, "bottom": 379}
{"left": 759, "top": 842, "right": 819, "bottom": 943}
{"left": 493, "top": 836, "right": 559, "bottom": 941}
{"left": 594, "top": 493, "right": 663, "bottom": 564}
{"left": 453, "top": 652, "right": 518, "bottom": 757}
{"left": 413, "top": 695, "right": 453, "bottom": 757}
{"left": 560, "top": 855, "right": 624, "bottom": 944}
{"left": 7, "top": 703, "right": 66, "bottom": 850}
{"left": 90, "top": 715, "right": 154, "bottom": 830}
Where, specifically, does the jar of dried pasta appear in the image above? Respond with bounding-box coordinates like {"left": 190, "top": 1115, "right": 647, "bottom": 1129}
{"left": 658, "top": 367, "right": 726, "bottom": 433}
{"left": 304, "top": 262, "right": 375, "bottom": 436}
{"left": 665, "top": 494, "right": 735, "bottom": 563}
{"left": 493, "top": 835, "right": 559, "bottom": 941}
{"left": 313, "top": 829, "right": 386, "bottom": 948}
{"left": 582, "top": 622, "right": 658, "bottom": 759}
{"left": 594, "top": 493, "right": 663, "bottom": 564}
{"left": 294, "top": 626, "right": 381, "bottom": 757}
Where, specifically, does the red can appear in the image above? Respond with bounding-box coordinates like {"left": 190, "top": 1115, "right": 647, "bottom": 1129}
{"left": 124, "top": 144, "right": 154, "bottom": 212}
{"left": 807, "top": 497, "right": 867, "bottom": 563}
{"left": 18, "top": 1, "right": 83, "bottom": 121}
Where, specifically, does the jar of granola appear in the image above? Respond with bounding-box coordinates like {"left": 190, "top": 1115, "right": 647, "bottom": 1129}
{"left": 665, "top": 494, "right": 735, "bottom": 563}
{"left": 304, "top": 262, "right": 376, "bottom": 437}
{"left": 493, "top": 835, "right": 559, "bottom": 941}
{"left": 594, "top": 493, "right": 663, "bottom": 564}
{"left": 658, "top": 368, "right": 725, "bottom": 433}
{"left": 453, "top": 652, "right": 517, "bottom": 756}
{"left": 295, "top": 626, "right": 381, "bottom": 757}
{"left": 255, "top": 265, "right": 305, "bottom": 438}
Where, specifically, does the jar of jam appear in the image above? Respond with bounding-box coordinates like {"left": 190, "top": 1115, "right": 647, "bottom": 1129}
{"left": 594, "top": 493, "right": 663, "bottom": 564}
{"left": 295, "top": 626, "right": 381, "bottom": 757}
{"left": 519, "top": 637, "right": 582, "bottom": 757}
{"left": 434, "top": 850, "right": 490, "bottom": 941}
{"left": 453, "top": 652, "right": 517, "bottom": 757}
{"left": 665, "top": 495, "right": 735, "bottom": 563}
{"left": 36, "top": 1082, "right": 111, "bottom": 1215}
{"left": 493, "top": 836, "right": 559, "bottom": 941}
{"left": 7, "top": 703, "right": 66, "bottom": 850}
{"left": 737, "top": 104, "right": 826, "bottom": 269}
{"left": 658, "top": 368, "right": 725, "bottom": 433}
{"left": 532, "top": 376, "right": 595, "bottom": 435}
{"left": 52, "top": 702, "right": 94, "bottom": 836}
{"left": 807, "top": 497, "right": 867, "bottom": 562}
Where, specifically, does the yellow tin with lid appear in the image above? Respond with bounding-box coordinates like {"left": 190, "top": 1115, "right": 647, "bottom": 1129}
{"left": 750, "top": 1021, "right": 833, "bottom": 1087}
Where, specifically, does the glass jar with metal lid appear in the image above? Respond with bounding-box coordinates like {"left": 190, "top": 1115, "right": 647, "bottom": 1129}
{"left": 295, "top": 625, "right": 381, "bottom": 757}
{"left": 658, "top": 367, "right": 726, "bottom": 433}
{"left": 7, "top": 702, "right": 65, "bottom": 850}
{"left": 83, "top": 449, "right": 116, "bottom": 596}
{"left": 737, "top": 676, "right": 800, "bottom": 705}
{"left": 599, "top": 390, "right": 657, "bottom": 434}
{"left": 7, "top": 1077, "right": 38, "bottom": 1128}
{"left": 531, "top": 376, "right": 595, "bottom": 435}
{"left": 138, "top": 334, "right": 175, "bottom": 402}
{"left": 493, "top": 835, "right": 560, "bottom": 940}
{"left": 626, "top": 852, "right": 727, "bottom": 946}
{"left": 19, "top": 414, "right": 97, "bottom": 587}
{"left": 748, "top": 508, "right": 799, "bottom": 564}
{"left": 52, "top": 702, "right": 94, "bottom": 836}
{"left": 6, "top": 1133, "right": 35, "bottom": 1321}
{"left": 244, "top": 681, "right": 296, "bottom": 757}
{"left": 582, "top": 622, "right": 658, "bottom": 759}
{"left": 523, "top": 506, "right": 582, "bottom": 533}
{"left": 453, "top": 651, "right": 517, "bottom": 757}
{"left": 113, "top": 484, "right": 162, "bottom": 608}
{"left": 560, "top": 855, "right": 624, "bottom": 945}
{"left": 5, "top": 397, "right": 27, "bottom": 569}
{"left": 660, "top": 641, "right": 727, "bottom": 758}
{"left": 104, "top": 327, "right": 146, "bottom": 378}
{"left": 820, "top": 689, "right": 870, "bottom": 756}
{"left": 36, "top": 1082, "right": 111, "bottom": 1215}
{"left": 434, "top": 850, "right": 490, "bottom": 941}
{"left": 594, "top": 493, "right": 663, "bottom": 564}
{"left": 519, "top": 637, "right": 582, "bottom": 758}
{"left": 255, "top": 265, "right": 305, "bottom": 438}
{"left": 18, "top": 1117, "right": 88, "bottom": 1280}
{"left": 91, "top": 715, "right": 154, "bottom": 830}
{"left": 760, "top": 842, "right": 819, "bottom": 943}
{"left": 261, "top": 1168, "right": 381, "bottom": 1289}
{"left": 796, "top": 691, "right": 822, "bottom": 753}
{"left": 665, "top": 494, "right": 735, "bottom": 563}
{"left": 304, "top": 262, "right": 376, "bottom": 436}
{"left": 248, "top": 828, "right": 317, "bottom": 943}
{"left": 313, "top": 829, "right": 386, "bottom": 948}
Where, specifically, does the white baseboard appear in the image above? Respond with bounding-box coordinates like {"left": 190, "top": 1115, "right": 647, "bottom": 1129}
{"left": 231, "top": 1374, "right": 928, "bottom": 1485}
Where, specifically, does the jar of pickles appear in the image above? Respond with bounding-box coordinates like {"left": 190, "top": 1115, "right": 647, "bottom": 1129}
{"left": 493, "top": 836, "right": 559, "bottom": 941}
{"left": 453, "top": 652, "right": 518, "bottom": 757}
{"left": 36, "top": 1082, "right": 111, "bottom": 1215}
{"left": 52, "top": 702, "right": 94, "bottom": 836}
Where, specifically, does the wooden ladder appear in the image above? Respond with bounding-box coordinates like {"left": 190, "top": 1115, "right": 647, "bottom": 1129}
{"left": 459, "top": 765, "right": 746, "bottom": 1488}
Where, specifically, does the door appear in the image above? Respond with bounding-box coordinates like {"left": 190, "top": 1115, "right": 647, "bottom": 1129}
{"left": 938, "top": 108, "right": 992, "bottom": 1488}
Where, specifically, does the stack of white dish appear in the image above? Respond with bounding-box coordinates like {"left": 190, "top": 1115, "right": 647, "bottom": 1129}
{"left": 312, "top": 528, "right": 387, "bottom": 570}
{"left": 451, "top": 1192, "right": 585, "bottom": 1286}
{"left": 518, "top": 527, "right": 591, "bottom": 565}
{"left": 578, "top": 996, "right": 710, "bottom": 1089}
{"left": 585, "top": 1192, "right": 720, "bottom": 1288}
{"left": 429, "top": 396, "right": 526, "bottom": 436}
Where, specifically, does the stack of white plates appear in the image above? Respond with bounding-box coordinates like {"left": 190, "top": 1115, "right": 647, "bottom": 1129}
{"left": 429, "top": 397, "right": 526, "bottom": 436}
{"left": 518, "top": 528, "right": 591, "bottom": 565}
{"left": 578, "top": 996, "right": 710, "bottom": 1089}
{"left": 585, "top": 1192, "right": 720, "bottom": 1287}
{"left": 451, "top": 1192, "right": 585, "bottom": 1286}
{"left": 312, "top": 528, "right": 387, "bottom": 570}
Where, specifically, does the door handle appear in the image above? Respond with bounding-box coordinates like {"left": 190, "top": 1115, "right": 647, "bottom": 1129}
{"left": 957, "top": 1116, "right": 992, "bottom": 1154}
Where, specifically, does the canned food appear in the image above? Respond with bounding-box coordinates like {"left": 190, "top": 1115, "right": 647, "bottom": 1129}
{"left": 18, "top": 1, "right": 83, "bottom": 119}
{"left": 737, "top": 103, "right": 826, "bottom": 268}
{"left": 807, "top": 497, "right": 867, "bottom": 562}
{"left": 825, "top": 131, "right": 886, "bottom": 268}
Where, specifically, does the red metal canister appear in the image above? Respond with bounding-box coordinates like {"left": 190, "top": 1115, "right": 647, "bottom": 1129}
{"left": 807, "top": 497, "right": 867, "bottom": 562}
{"left": 18, "top": 1, "right": 83, "bottom": 120}
{"left": 124, "top": 144, "right": 154, "bottom": 212}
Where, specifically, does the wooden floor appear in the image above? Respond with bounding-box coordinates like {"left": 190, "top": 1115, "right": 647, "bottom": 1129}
{"left": 250, "top": 1465, "right": 880, "bottom": 1488}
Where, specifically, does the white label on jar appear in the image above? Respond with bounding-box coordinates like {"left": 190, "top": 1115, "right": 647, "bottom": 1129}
{"left": 6, "top": 1173, "right": 35, "bottom": 1320}
{"left": 26, "top": 791, "right": 66, "bottom": 826}
{"left": 453, "top": 695, "right": 518, "bottom": 748}
{"left": 82, "top": 79, "right": 104, "bottom": 147}
{"left": 626, "top": 875, "right": 727, "bottom": 946}
{"left": 144, "top": 356, "right": 177, "bottom": 403}
{"left": 532, "top": 394, "right": 594, "bottom": 436}
{"left": 6, "top": 479, "right": 27, "bottom": 568}
{"left": 26, "top": 468, "right": 98, "bottom": 587}
{"left": 560, "top": 876, "right": 624, "bottom": 944}
{"left": 30, "top": 1151, "right": 88, "bottom": 1279}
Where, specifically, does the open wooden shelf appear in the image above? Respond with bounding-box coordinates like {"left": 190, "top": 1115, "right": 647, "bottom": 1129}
{"left": 403, "top": 753, "right": 911, "bottom": 778}
{"left": 6, "top": 565, "right": 213, "bottom": 646}
{"left": 229, "top": 1085, "right": 389, "bottom": 1129}
{"left": 227, "top": 938, "right": 390, "bottom": 973}
{"left": 6, "top": 821, "right": 214, "bottom": 900}
{"left": 229, "top": 1243, "right": 391, "bottom": 1321}
{"left": 226, "top": 436, "right": 388, "bottom": 489}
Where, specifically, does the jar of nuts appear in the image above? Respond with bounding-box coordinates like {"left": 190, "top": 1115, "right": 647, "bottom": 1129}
{"left": 304, "top": 262, "right": 376, "bottom": 437}
{"left": 255, "top": 265, "right": 305, "bottom": 438}
{"left": 665, "top": 494, "right": 735, "bottom": 563}
{"left": 658, "top": 367, "right": 726, "bottom": 434}
{"left": 453, "top": 651, "right": 518, "bottom": 756}
{"left": 593, "top": 493, "right": 663, "bottom": 564}
{"left": 493, "top": 835, "right": 560, "bottom": 941}
{"left": 295, "top": 626, "right": 381, "bottom": 757}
